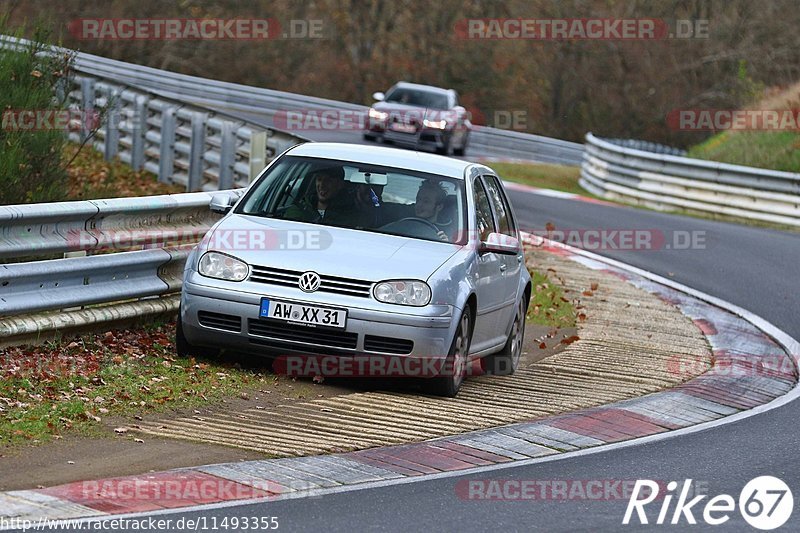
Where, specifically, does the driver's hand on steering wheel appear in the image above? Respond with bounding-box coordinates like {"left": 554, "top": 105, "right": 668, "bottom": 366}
{"left": 436, "top": 230, "right": 449, "bottom": 242}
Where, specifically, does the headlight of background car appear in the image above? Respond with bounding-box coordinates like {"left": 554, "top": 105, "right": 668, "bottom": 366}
{"left": 368, "top": 108, "right": 388, "bottom": 121}
{"left": 198, "top": 251, "right": 249, "bottom": 282}
{"left": 423, "top": 118, "right": 447, "bottom": 129}
{"left": 373, "top": 280, "right": 431, "bottom": 306}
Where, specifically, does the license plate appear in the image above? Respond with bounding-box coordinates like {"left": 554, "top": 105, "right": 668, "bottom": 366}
{"left": 390, "top": 123, "right": 416, "bottom": 133}
{"left": 259, "top": 299, "right": 347, "bottom": 329}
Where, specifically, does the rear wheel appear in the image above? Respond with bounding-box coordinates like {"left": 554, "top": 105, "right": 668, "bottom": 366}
{"left": 176, "top": 308, "right": 220, "bottom": 359}
{"left": 483, "top": 298, "right": 526, "bottom": 375}
{"left": 426, "top": 309, "right": 472, "bottom": 397}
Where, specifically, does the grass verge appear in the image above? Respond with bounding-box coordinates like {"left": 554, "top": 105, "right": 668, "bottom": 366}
{"left": 65, "top": 143, "right": 183, "bottom": 200}
{"left": 0, "top": 323, "right": 272, "bottom": 447}
{"left": 687, "top": 130, "right": 800, "bottom": 173}
{"left": 526, "top": 268, "right": 578, "bottom": 328}
{"left": 486, "top": 161, "right": 588, "bottom": 196}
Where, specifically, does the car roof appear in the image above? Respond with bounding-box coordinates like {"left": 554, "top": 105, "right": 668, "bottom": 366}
{"left": 287, "top": 142, "right": 490, "bottom": 180}
{"left": 391, "top": 81, "right": 451, "bottom": 95}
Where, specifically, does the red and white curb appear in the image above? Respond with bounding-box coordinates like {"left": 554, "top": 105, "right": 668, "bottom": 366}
{"left": 1, "top": 236, "right": 797, "bottom": 525}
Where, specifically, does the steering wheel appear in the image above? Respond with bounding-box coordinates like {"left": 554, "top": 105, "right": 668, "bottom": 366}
{"left": 391, "top": 217, "right": 441, "bottom": 233}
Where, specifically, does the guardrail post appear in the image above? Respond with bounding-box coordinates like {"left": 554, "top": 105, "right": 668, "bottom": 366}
{"left": 188, "top": 111, "right": 208, "bottom": 192}
{"left": 248, "top": 130, "right": 267, "bottom": 182}
{"left": 218, "top": 121, "right": 236, "bottom": 190}
{"left": 80, "top": 77, "right": 95, "bottom": 142}
{"left": 130, "top": 96, "right": 147, "bottom": 171}
{"left": 158, "top": 106, "right": 177, "bottom": 184}
{"left": 104, "top": 89, "right": 121, "bottom": 161}
{"left": 54, "top": 76, "right": 67, "bottom": 105}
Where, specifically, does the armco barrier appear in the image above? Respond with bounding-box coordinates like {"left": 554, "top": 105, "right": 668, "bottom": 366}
{"left": 581, "top": 133, "right": 800, "bottom": 226}
{"left": 1, "top": 35, "right": 308, "bottom": 192}
{"left": 64, "top": 74, "right": 307, "bottom": 191}
{"left": 0, "top": 190, "right": 240, "bottom": 338}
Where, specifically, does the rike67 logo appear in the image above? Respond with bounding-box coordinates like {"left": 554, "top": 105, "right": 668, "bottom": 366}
{"left": 623, "top": 477, "right": 793, "bottom": 529}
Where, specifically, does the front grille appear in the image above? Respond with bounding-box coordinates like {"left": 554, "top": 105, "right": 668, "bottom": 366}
{"left": 249, "top": 265, "right": 373, "bottom": 298}
{"left": 248, "top": 318, "right": 358, "bottom": 350}
{"left": 197, "top": 311, "right": 241, "bottom": 332}
{"left": 364, "top": 335, "right": 414, "bottom": 355}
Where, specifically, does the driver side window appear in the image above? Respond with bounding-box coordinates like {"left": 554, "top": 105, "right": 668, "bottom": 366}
{"left": 472, "top": 177, "right": 495, "bottom": 241}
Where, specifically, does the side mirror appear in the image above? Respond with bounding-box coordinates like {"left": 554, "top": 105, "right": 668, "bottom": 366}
{"left": 210, "top": 193, "right": 235, "bottom": 215}
{"left": 480, "top": 232, "right": 521, "bottom": 255}
{"left": 372, "top": 91, "right": 385, "bottom": 102}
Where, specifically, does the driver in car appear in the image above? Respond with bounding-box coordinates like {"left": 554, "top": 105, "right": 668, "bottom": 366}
{"left": 284, "top": 166, "right": 368, "bottom": 227}
{"left": 414, "top": 179, "right": 451, "bottom": 242}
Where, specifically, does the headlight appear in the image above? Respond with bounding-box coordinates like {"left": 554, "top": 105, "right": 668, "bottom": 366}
{"left": 368, "top": 108, "right": 388, "bottom": 121}
{"left": 423, "top": 118, "right": 447, "bottom": 129}
{"left": 373, "top": 280, "right": 431, "bottom": 306}
{"left": 198, "top": 252, "right": 249, "bottom": 282}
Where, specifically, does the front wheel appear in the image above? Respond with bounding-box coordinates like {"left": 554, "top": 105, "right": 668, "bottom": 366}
{"left": 435, "top": 134, "right": 453, "bottom": 156}
{"left": 426, "top": 309, "right": 473, "bottom": 397}
{"left": 453, "top": 132, "right": 469, "bottom": 156}
{"left": 483, "top": 298, "right": 526, "bottom": 375}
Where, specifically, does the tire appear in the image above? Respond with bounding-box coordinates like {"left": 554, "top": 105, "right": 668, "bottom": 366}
{"left": 426, "top": 308, "right": 473, "bottom": 397}
{"left": 483, "top": 298, "right": 526, "bottom": 376}
{"left": 176, "top": 309, "right": 220, "bottom": 359}
{"left": 435, "top": 134, "right": 453, "bottom": 156}
{"left": 453, "top": 132, "right": 469, "bottom": 156}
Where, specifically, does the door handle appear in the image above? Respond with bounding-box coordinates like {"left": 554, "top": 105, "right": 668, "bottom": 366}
{"left": 499, "top": 264, "right": 508, "bottom": 273}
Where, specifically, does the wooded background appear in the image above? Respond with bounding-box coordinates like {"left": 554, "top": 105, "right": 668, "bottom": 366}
{"left": 5, "top": 0, "right": 799, "bottom": 147}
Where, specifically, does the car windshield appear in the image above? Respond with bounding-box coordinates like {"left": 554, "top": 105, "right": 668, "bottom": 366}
{"left": 384, "top": 88, "right": 449, "bottom": 110}
{"left": 238, "top": 156, "right": 467, "bottom": 244}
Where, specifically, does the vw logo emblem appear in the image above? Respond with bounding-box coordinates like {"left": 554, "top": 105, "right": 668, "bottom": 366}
{"left": 298, "top": 271, "right": 321, "bottom": 293}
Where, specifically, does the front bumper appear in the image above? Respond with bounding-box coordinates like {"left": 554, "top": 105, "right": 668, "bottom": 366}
{"left": 181, "top": 278, "right": 456, "bottom": 361}
{"left": 366, "top": 124, "right": 451, "bottom": 151}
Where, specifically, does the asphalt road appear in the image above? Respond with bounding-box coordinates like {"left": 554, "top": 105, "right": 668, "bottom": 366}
{"left": 55, "top": 191, "right": 797, "bottom": 533}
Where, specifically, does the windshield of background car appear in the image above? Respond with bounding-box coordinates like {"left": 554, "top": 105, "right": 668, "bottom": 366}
{"left": 384, "top": 88, "right": 449, "bottom": 110}
{"left": 237, "top": 156, "right": 467, "bottom": 244}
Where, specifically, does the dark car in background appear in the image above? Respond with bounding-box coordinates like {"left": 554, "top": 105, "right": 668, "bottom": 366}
{"left": 364, "top": 82, "right": 472, "bottom": 156}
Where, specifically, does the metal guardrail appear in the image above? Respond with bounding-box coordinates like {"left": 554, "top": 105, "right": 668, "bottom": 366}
{"left": 0, "top": 190, "right": 240, "bottom": 339}
{"left": 0, "top": 34, "right": 583, "bottom": 166}
{"left": 600, "top": 138, "right": 687, "bottom": 157}
{"left": 581, "top": 133, "right": 800, "bottom": 226}
{"left": 1, "top": 35, "right": 308, "bottom": 192}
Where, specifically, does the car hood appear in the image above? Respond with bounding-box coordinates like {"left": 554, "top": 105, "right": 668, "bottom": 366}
{"left": 204, "top": 214, "right": 461, "bottom": 282}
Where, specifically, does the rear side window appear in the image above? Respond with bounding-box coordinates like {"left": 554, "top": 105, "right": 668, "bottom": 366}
{"left": 472, "top": 177, "right": 495, "bottom": 241}
{"left": 482, "top": 175, "right": 515, "bottom": 237}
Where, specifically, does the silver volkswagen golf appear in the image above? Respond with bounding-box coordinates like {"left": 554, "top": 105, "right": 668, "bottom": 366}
{"left": 177, "top": 143, "right": 531, "bottom": 396}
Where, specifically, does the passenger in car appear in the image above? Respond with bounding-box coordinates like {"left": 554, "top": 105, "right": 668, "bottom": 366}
{"left": 414, "top": 179, "right": 451, "bottom": 241}
{"left": 284, "top": 166, "right": 369, "bottom": 228}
